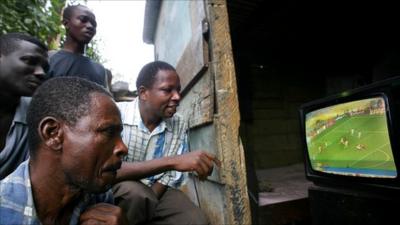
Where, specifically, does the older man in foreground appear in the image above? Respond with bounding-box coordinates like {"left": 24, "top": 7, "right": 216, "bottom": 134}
{"left": 0, "top": 77, "right": 128, "bottom": 225}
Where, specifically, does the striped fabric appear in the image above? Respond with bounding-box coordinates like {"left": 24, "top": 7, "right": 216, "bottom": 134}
{"left": 118, "top": 99, "right": 189, "bottom": 187}
{"left": 0, "top": 160, "right": 113, "bottom": 225}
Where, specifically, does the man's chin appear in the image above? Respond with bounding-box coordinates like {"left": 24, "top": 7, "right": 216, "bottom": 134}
{"left": 163, "top": 113, "right": 175, "bottom": 119}
{"left": 164, "top": 109, "right": 177, "bottom": 118}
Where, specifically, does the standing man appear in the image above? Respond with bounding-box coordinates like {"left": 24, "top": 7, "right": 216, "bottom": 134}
{"left": 0, "top": 32, "right": 48, "bottom": 179}
{"left": 0, "top": 77, "right": 128, "bottom": 225}
{"left": 114, "top": 61, "right": 220, "bottom": 225}
{"left": 47, "top": 4, "right": 107, "bottom": 87}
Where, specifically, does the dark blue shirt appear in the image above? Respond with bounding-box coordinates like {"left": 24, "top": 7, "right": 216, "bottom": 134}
{"left": 47, "top": 50, "right": 106, "bottom": 87}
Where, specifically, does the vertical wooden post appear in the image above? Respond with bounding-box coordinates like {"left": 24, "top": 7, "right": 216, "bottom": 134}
{"left": 206, "top": 0, "right": 252, "bottom": 224}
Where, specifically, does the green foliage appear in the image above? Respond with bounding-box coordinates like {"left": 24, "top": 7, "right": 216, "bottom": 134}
{"left": 0, "top": 0, "right": 65, "bottom": 49}
{"left": 0, "top": 0, "right": 104, "bottom": 62}
{"left": 86, "top": 38, "right": 106, "bottom": 64}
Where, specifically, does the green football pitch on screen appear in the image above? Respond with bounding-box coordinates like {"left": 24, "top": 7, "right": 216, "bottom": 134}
{"left": 305, "top": 97, "right": 397, "bottom": 178}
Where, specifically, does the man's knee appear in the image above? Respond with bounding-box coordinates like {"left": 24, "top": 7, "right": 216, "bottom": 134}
{"left": 112, "top": 181, "right": 158, "bottom": 225}
{"left": 112, "top": 180, "right": 157, "bottom": 203}
{"left": 155, "top": 188, "right": 210, "bottom": 225}
{"left": 185, "top": 206, "right": 210, "bottom": 225}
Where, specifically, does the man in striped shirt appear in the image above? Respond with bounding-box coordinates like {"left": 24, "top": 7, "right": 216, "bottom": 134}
{"left": 113, "top": 61, "right": 220, "bottom": 225}
{"left": 0, "top": 77, "right": 128, "bottom": 225}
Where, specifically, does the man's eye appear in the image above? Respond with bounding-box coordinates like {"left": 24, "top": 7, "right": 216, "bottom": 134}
{"left": 162, "top": 88, "right": 172, "bottom": 93}
{"left": 104, "top": 128, "right": 116, "bottom": 137}
{"left": 79, "top": 16, "right": 96, "bottom": 27}
{"left": 79, "top": 16, "right": 89, "bottom": 23}
{"left": 21, "top": 57, "right": 36, "bottom": 65}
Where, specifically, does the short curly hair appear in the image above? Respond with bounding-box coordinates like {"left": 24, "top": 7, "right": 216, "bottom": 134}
{"left": 27, "top": 77, "right": 111, "bottom": 156}
{"left": 0, "top": 32, "right": 47, "bottom": 56}
{"left": 136, "top": 61, "right": 176, "bottom": 90}
{"left": 63, "top": 4, "right": 85, "bottom": 20}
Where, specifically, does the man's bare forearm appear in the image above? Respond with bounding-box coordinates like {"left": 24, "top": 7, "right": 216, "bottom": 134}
{"left": 115, "top": 150, "right": 218, "bottom": 183}
{"left": 115, "top": 157, "right": 176, "bottom": 182}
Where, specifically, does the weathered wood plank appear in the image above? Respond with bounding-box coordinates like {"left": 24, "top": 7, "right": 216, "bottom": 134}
{"left": 206, "top": 0, "right": 252, "bottom": 224}
{"left": 178, "top": 70, "right": 213, "bottom": 128}
{"left": 181, "top": 175, "right": 226, "bottom": 225}
{"left": 151, "top": 1, "right": 251, "bottom": 224}
{"left": 187, "top": 124, "right": 222, "bottom": 183}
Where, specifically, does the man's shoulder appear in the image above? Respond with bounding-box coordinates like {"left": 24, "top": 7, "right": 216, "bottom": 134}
{"left": 0, "top": 161, "right": 29, "bottom": 197}
{"left": 166, "top": 113, "right": 188, "bottom": 132}
{"left": 48, "top": 49, "right": 59, "bottom": 58}
{"left": 117, "top": 99, "right": 137, "bottom": 125}
{"left": 117, "top": 99, "right": 135, "bottom": 109}
{"left": 48, "top": 50, "right": 75, "bottom": 66}
{"left": 49, "top": 49, "right": 70, "bottom": 59}
{"left": 90, "top": 59, "right": 105, "bottom": 68}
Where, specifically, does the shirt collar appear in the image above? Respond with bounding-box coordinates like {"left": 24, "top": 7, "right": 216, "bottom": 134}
{"left": 120, "top": 98, "right": 172, "bottom": 133}
{"left": 13, "top": 97, "right": 31, "bottom": 124}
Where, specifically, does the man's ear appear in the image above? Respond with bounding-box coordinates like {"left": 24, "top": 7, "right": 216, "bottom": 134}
{"left": 62, "top": 18, "right": 69, "bottom": 29}
{"left": 38, "top": 116, "right": 63, "bottom": 151}
{"left": 138, "top": 86, "right": 148, "bottom": 100}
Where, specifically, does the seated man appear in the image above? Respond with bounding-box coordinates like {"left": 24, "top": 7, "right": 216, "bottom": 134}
{"left": 0, "top": 32, "right": 48, "bottom": 179}
{"left": 0, "top": 77, "right": 128, "bottom": 225}
{"left": 114, "top": 61, "right": 220, "bottom": 225}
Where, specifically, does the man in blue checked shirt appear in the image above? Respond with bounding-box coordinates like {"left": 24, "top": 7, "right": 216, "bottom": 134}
{"left": 113, "top": 61, "right": 221, "bottom": 225}
{"left": 0, "top": 77, "right": 128, "bottom": 225}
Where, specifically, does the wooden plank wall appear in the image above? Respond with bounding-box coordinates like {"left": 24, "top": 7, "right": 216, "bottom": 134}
{"left": 205, "top": 0, "right": 252, "bottom": 224}
{"left": 153, "top": 0, "right": 251, "bottom": 224}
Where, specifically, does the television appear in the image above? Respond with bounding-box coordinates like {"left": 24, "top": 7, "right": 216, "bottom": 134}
{"left": 299, "top": 76, "right": 400, "bottom": 194}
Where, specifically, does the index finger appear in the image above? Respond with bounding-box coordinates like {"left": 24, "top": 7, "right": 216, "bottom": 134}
{"left": 205, "top": 153, "right": 221, "bottom": 168}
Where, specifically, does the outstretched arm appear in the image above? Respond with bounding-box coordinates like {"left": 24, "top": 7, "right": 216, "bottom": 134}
{"left": 115, "top": 150, "right": 221, "bottom": 183}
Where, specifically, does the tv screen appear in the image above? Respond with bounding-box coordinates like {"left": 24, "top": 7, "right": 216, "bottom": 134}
{"left": 305, "top": 97, "right": 397, "bottom": 179}
{"left": 299, "top": 76, "right": 400, "bottom": 193}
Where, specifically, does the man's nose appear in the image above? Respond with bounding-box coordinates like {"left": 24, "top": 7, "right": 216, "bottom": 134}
{"left": 86, "top": 22, "right": 95, "bottom": 31}
{"left": 34, "top": 66, "right": 45, "bottom": 77}
{"left": 172, "top": 90, "right": 181, "bottom": 101}
{"left": 114, "top": 138, "right": 128, "bottom": 158}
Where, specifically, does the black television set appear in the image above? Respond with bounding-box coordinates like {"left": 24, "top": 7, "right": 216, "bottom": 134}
{"left": 299, "top": 76, "right": 400, "bottom": 194}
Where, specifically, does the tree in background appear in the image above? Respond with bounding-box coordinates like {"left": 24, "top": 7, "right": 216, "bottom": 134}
{"left": 0, "top": 0, "right": 65, "bottom": 49}
{"left": 0, "top": 0, "right": 104, "bottom": 63}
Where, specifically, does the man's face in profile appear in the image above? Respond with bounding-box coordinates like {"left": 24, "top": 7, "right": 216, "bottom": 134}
{"left": 141, "top": 69, "right": 181, "bottom": 119}
{"left": 61, "top": 93, "right": 127, "bottom": 193}
{"left": 0, "top": 40, "right": 48, "bottom": 97}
